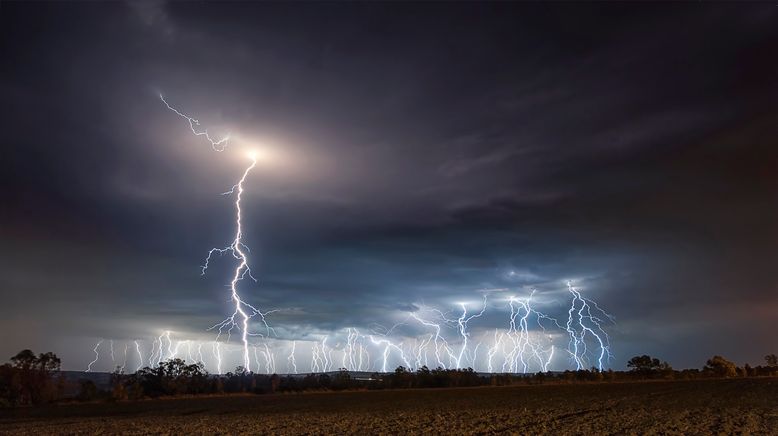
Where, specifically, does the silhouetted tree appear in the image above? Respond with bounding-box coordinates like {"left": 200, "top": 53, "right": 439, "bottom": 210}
{"left": 627, "top": 355, "right": 672, "bottom": 379}
{"left": 627, "top": 355, "right": 660, "bottom": 372}
{"left": 704, "top": 355, "right": 738, "bottom": 378}
{"left": 0, "top": 350, "right": 62, "bottom": 405}
{"left": 765, "top": 354, "right": 778, "bottom": 367}
{"left": 77, "top": 380, "right": 99, "bottom": 401}
{"left": 269, "top": 374, "right": 280, "bottom": 393}
{"left": 331, "top": 369, "right": 352, "bottom": 390}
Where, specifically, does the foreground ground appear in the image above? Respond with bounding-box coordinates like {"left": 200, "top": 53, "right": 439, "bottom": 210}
{"left": 1, "top": 378, "right": 777, "bottom": 435}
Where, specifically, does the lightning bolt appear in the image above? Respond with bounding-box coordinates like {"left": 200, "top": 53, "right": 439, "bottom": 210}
{"left": 454, "top": 295, "right": 488, "bottom": 368}
{"left": 87, "top": 283, "right": 612, "bottom": 375}
{"left": 311, "top": 336, "right": 332, "bottom": 372}
{"left": 86, "top": 340, "right": 102, "bottom": 372}
{"left": 565, "top": 281, "right": 613, "bottom": 370}
{"left": 159, "top": 94, "right": 230, "bottom": 151}
{"left": 501, "top": 291, "right": 561, "bottom": 373}
{"left": 411, "top": 334, "right": 434, "bottom": 369}
{"left": 165, "top": 331, "right": 174, "bottom": 360}
{"left": 156, "top": 331, "right": 168, "bottom": 366}
{"left": 261, "top": 342, "right": 275, "bottom": 373}
{"left": 369, "top": 335, "right": 411, "bottom": 373}
{"left": 162, "top": 94, "right": 275, "bottom": 374}
{"left": 148, "top": 339, "right": 157, "bottom": 367}
{"left": 203, "top": 156, "right": 263, "bottom": 372}
{"left": 120, "top": 343, "right": 129, "bottom": 373}
{"left": 134, "top": 340, "right": 143, "bottom": 371}
{"left": 344, "top": 328, "right": 360, "bottom": 370}
{"left": 410, "top": 311, "right": 455, "bottom": 369}
{"left": 287, "top": 340, "right": 297, "bottom": 374}
{"left": 544, "top": 345, "right": 555, "bottom": 372}
{"left": 212, "top": 341, "right": 222, "bottom": 374}
{"left": 486, "top": 329, "right": 503, "bottom": 373}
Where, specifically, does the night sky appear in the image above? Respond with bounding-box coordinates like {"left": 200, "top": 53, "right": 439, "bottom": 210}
{"left": 1, "top": 2, "right": 776, "bottom": 372}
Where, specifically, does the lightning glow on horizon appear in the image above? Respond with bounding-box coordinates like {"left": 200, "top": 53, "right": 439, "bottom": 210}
{"left": 81, "top": 280, "right": 613, "bottom": 374}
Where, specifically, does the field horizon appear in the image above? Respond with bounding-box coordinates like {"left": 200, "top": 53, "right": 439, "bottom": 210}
{"left": 3, "top": 377, "right": 777, "bottom": 434}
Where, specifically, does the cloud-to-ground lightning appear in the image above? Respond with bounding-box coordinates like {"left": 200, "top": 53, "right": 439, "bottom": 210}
{"left": 85, "top": 340, "right": 103, "bottom": 372}
{"left": 504, "top": 292, "right": 552, "bottom": 373}
{"left": 565, "top": 281, "right": 614, "bottom": 370}
{"left": 369, "top": 334, "right": 411, "bottom": 373}
{"left": 287, "top": 341, "right": 298, "bottom": 374}
{"left": 134, "top": 340, "right": 143, "bottom": 371}
{"left": 454, "top": 295, "right": 488, "bottom": 368}
{"left": 310, "top": 336, "right": 337, "bottom": 373}
{"left": 203, "top": 155, "right": 260, "bottom": 372}
{"left": 212, "top": 341, "right": 222, "bottom": 374}
{"left": 162, "top": 94, "right": 275, "bottom": 374}
{"left": 410, "top": 310, "right": 456, "bottom": 369}
{"left": 83, "top": 280, "right": 613, "bottom": 375}
{"left": 120, "top": 343, "right": 128, "bottom": 373}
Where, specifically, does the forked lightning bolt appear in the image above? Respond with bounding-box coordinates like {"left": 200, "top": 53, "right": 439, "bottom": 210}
{"left": 202, "top": 155, "right": 261, "bottom": 372}
{"left": 162, "top": 94, "right": 272, "bottom": 373}
{"left": 565, "top": 281, "right": 613, "bottom": 370}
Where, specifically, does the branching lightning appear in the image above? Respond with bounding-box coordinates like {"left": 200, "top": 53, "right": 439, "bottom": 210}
{"left": 78, "top": 95, "right": 618, "bottom": 377}
{"left": 83, "top": 280, "right": 613, "bottom": 374}
{"left": 502, "top": 291, "right": 557, "bottom": 373}
{"left": 202, "top": 156, "right": 260, "bottom": 372}
{"left": 159, "top": 95, "right": 230, "bottom": 151}
{"left": 564, "top": 281, "right": 613, "bottom": 370}
{"left": 161, "top": 93, "right": 275, "bottom": 374}
{"left": 454, "top": 295, "right": 488, "bottom": 368}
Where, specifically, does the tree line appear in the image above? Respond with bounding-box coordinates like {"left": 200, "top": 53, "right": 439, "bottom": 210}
{"left": 1, "top": 349, "right": 777, "bottom": 406}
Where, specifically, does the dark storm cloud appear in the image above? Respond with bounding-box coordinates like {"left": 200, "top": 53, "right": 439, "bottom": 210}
{"left": 1, "top": 2, "right": 776, "bottom": 369}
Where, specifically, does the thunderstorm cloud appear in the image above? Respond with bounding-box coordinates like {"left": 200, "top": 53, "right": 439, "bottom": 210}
{"left": 1, "top": 2, "right": 776, "bottom": 370}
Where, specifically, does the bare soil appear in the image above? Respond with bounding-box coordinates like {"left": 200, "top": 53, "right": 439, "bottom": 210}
{"left": 1, "top": 378, "right": 777, "bottom": 435}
